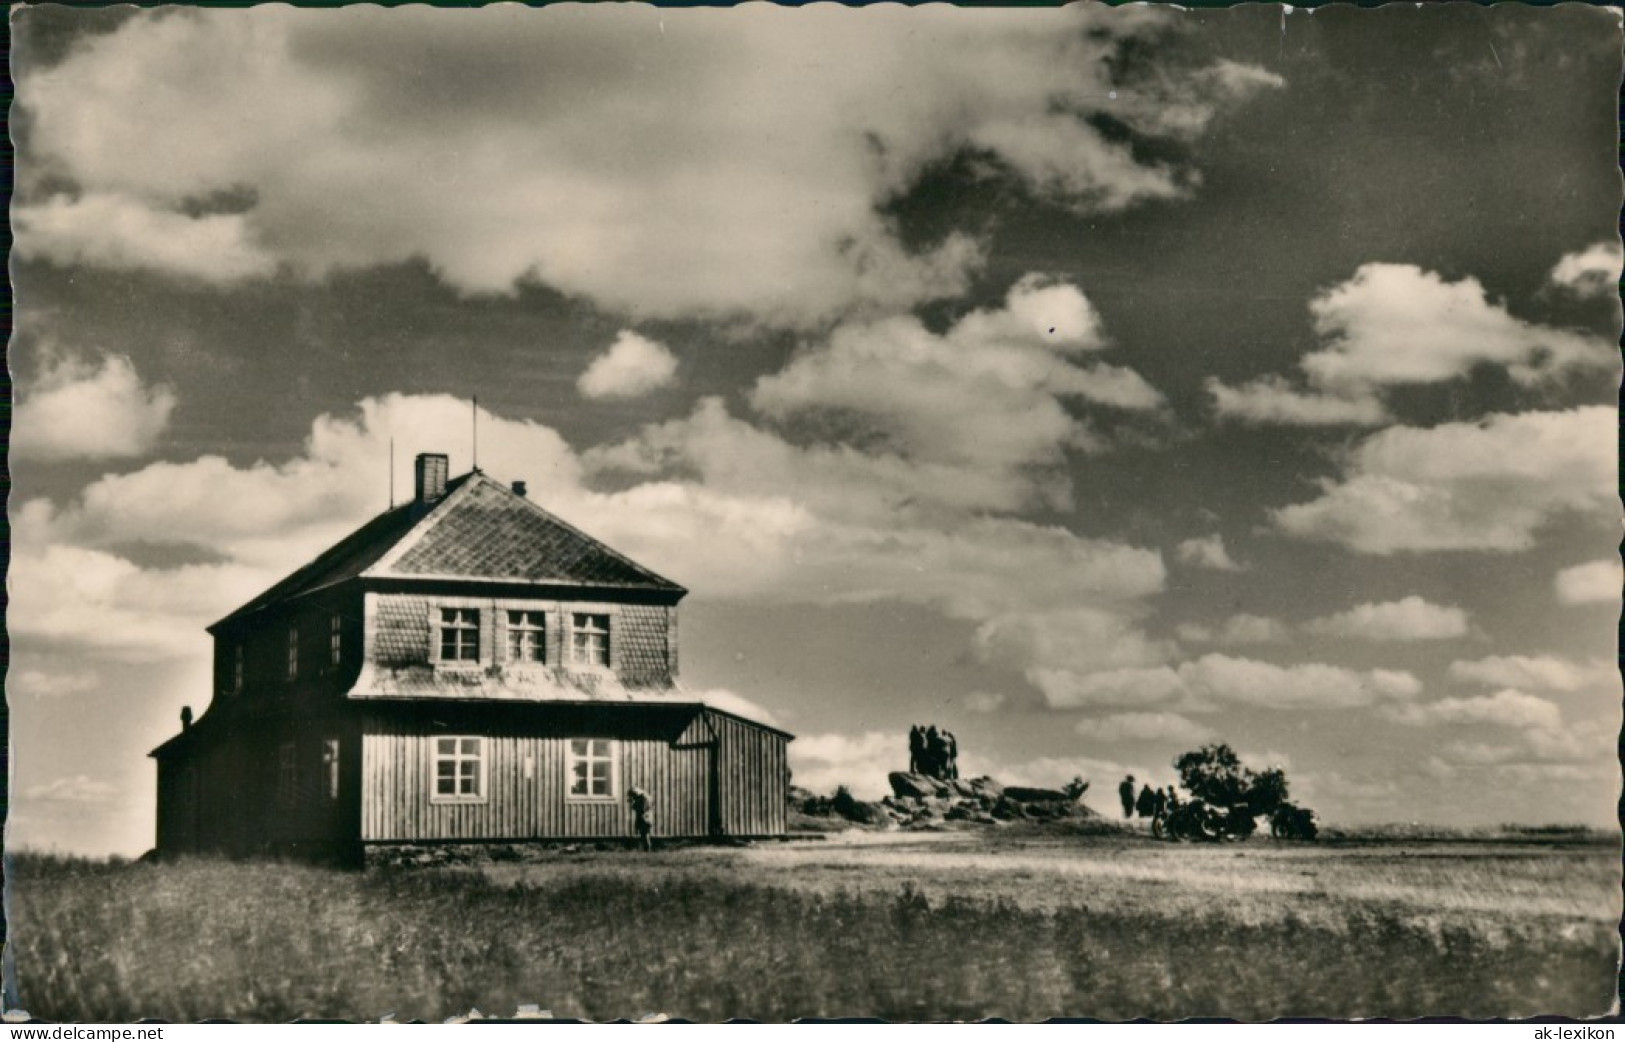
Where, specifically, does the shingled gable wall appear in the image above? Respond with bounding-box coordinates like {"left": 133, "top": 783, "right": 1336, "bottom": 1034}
{"left": 365, "top": 591, "right": 677, "bottom": 686}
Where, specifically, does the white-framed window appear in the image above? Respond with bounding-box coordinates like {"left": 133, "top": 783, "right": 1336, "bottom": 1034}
{"left": 570, "top": 613, "right": 610, "bottom": 668}
{"left": 329, "top": 616, "right": 343, "bottom": 668}
{"left": 287, "top": 627, "right": 300, "bottom": 680}
{"left": 323, "top": 739, "right": 341, "bottom": 801}
{"left": 439, "top": 608, "right": 481, "bottom": 663}
{"left": 232, "top": 645, "right": 244, "bottom": 695}
{"left": 278, "top": 742, "right": 298, "bottom": 805}
{"left": 432, "top": 736, "right": 485, "bottom": 802}
{"left": 507, "top": 610, "right": 547, "bottom": 663}
{"left": 567, "top": 738, "right": 618, "bottom": 800}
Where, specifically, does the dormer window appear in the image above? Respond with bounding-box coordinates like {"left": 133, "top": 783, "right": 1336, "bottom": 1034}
{"left": 329, "top": 615, "right": 343, "bottom": 668}
{"left": 507, "top": 611, "right": 547, "bottom": 663}
{"left": 570, "top": 613, "right": 610, "bottom": 668}
{"left": 439, "top": 608, "right": 481, "bottom": 663}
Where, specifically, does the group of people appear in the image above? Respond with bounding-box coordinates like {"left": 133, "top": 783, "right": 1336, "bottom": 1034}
{"left": 1119, "top": 775, "right": 1181, "bottom": 836}
{"left": 908, "top": 725, "right": 960, "bottom": 780}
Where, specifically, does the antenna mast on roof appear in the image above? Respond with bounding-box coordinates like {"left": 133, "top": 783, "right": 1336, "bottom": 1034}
{"left": 472, "top": 396, "right": 480, "bottom": 472}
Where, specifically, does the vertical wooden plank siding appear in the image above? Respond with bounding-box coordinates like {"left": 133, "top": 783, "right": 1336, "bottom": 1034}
{"left": 708, "top": 711, "right": 788, "bottom": 837}
{"left": 361, "top": 720, "right": 714, "bottom": 841}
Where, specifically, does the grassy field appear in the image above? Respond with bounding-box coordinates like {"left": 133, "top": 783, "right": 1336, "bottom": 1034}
{"left": 8, "top": 829, "right": 1619, "bottom": 1022}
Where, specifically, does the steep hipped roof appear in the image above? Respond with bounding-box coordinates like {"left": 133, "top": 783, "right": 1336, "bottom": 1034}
{"left": 211, "top": 472, "right": 684, "bottom": 629}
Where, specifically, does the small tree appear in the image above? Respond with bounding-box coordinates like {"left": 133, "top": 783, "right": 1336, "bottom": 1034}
{"left": 1170, "top": 744, "right": 1305, "bottom": 841}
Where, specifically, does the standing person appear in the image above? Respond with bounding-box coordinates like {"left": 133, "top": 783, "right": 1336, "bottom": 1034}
{"left": 924, "top": 725, "right": 945, "bottom": 779}
{"left": 1119, "top": 775, "right": 1136, "bottom": 818}
{"left": 943, "top": 730, "right": 959, "bottom": 780}
{"left": 628, "top": 786, "right": 655, "bottom": 852}
{"left": 908, "top": 725, "right": 925, "bottom": 774}
{"left": 1136, "top": 783, "right": 1157, "bottom": 819}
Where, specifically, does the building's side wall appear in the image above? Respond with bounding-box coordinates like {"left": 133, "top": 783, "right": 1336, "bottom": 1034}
{"left": 155, "top": 711, "right": 362, "bottom": 860}
{"left": 360, "top": 714, "right": 711, "bottom": 841}
{"left": 367, "top": 591, "right": 678, "bottom": 685}
{"left": 211, "top": 589, "right": 367, "bottom": 707}
{"left": 155, "top": 757, "right": 199, "bottom": 855}
{"left": 709, "top": 711, "right": 790, "bottom": 837}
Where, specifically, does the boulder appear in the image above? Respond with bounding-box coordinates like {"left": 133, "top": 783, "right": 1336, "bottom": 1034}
{"left": 969, "top": 776, "right": 1004, "bottom": 797}
{"left": 1003, "top": 785, "right": 1071, "bottom": 803}
{"left": 834, "top": 787, "right": 893, "bottom": 825}
{"left": 889, "top": 771, "right": 950, "bottom": 800}
{"left": 948, "top": 779, "right": 982, "bottom": 799}
{"left": 992, "top": 797, "right": 1028, "bottom": 821}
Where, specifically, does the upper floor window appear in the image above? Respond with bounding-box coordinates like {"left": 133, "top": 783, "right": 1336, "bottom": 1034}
{"left": 232, "top": 645, "right": 244, "bottom": 695}
{"left": 439, "top": 608, "right": 480, "bottom": 662}
{"left": 433, "top": 737, "right": 485, "bottom": 801}
{"left": 570, "top": 613, "right": 610, "bottom": 668}
{"left": 507, "top": 610, "right": 547, "bottom": 663}
{"left": 567, "top": 738, "right": 617, "bottom": 799}
{"left": 329, "top": 616, "right": 343, "bottom": 668}
{"left": 287, "top": 627, "right": 299, "bottom": 680}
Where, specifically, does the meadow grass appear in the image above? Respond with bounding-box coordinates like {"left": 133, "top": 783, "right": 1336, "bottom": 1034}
{"left": 8, "top": 838, "right": 1618, "bottom": 1023}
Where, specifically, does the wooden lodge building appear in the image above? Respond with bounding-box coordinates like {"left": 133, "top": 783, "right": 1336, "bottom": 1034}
{"left": 151, "top": 453, "right": 793, "bottom": 862}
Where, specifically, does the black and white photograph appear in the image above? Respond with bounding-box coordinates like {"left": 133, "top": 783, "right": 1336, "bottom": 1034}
{"left": 6, "top": 2, "right": 1622, "bottom": 1023}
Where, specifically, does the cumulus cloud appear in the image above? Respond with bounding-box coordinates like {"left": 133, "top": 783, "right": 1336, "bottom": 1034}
{"left": 577, "top": 331, "right": 678, "bottom": 400}
{"left": 1554, "top": 559, "right": 1620, "bottom": 605}
{"left": 13, "top": 352, "right": 177, "bottom": 462}
{"left": 1383, "top": 688, "right": 1566, "bottom": 732}
{"left": 963, "top": 692, "right": 1009, "bottom": 714}
{"left": 1548, "top": 241, "right": 1623, "bottom": 298}
{"left": 1074, "top": 711, "right": 1213, "bottom": 744}
{"left": 1215, "top": 614, "right": 1288, "bottom": 645}
{"left": 1447, "top": 655, "right": 1618, "bottom": 693}
{"left": 1175, "top": 534, "right": 1242, "bottom": 571}
{"left": 787, "top": 731, "right": 898, "bottom": 800}
{"left": 16, "top": 6, "right": 1279, "bottom": 327}
{"left": 1272, "top": 407, "right": 1618, "bottom": 554}
{"left": 686, "top": 687, "right": 779, "bottom": 727}
{"left": 976, "top": 608, "right": 1175, "bottom": 677}
{"left": 25, "top": 775, "right": 121, "bottom": 803}
{"left": 1176, "top": 614, "right": 1285, "bottom": 645}
{"left": 14, "top": 193, "right": 275, "bottom": 283}
{"left": 748, "top": 276, "right": 1164, "bottom": 508}
{"left": 7, "top": 543, "right": 266, "bottom": 663}
{"left": 1034, "top": 654, "right": 1420, "bottom": 711}
{"left": 1210, "top": 264, "right": 1616, "bottom": 425}
{"left": 1205, "top": 376, "right": 1389, "bottom": 427}
{"left": 21, "top": 392, "right": 1167, "bottom": 686}
{"left": 8, "top": 668, "right": 100, "bottom": 699}
{"left": 586, "top": 278, "right": 1167, "bottom": 589}
{"left": 1303, "top": 596, "right": 1470, "bottom": 642}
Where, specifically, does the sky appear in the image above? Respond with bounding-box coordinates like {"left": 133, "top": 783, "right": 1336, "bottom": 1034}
{"left": 8, "top": 3, "right": 1622, "bottom": 856}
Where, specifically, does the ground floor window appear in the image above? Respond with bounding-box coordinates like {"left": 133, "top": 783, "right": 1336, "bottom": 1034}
{"left": 567, "top": 738, "right": 617, "bottom": 799}
{"left": 433, "top": 736, "right": 485, "bottom": 801}
{"left": 277, "top": 742, "right": 298, "bottom": 805}
{"left": 323, "top": 738, "right": 341, "bottom": 801}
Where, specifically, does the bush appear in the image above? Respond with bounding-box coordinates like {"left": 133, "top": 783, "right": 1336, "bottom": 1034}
{"left": 1171, "top": 744, "right": 1310, "bottom": 841}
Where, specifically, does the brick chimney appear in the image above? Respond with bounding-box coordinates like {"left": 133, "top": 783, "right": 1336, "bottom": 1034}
{"left": 415, "top": 453, "right": 449, "bottom": 503}
{"left": 511, "top": 480, "right": 528, "bottom": 498}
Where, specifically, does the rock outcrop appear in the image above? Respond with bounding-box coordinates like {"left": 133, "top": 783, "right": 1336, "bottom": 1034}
{"left": 789, "top": 774, "right": 1097, "bottom": 831}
